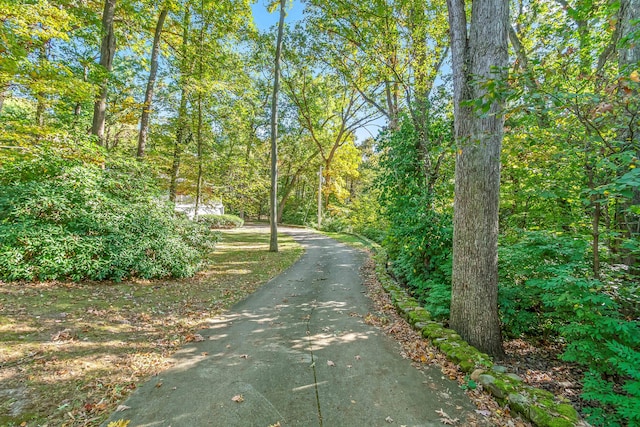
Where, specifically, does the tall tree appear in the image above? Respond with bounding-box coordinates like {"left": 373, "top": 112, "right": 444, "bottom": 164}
{"left": 169, "top": 4, "right": 192, "bottom": 203}
{"left": 447, "top": 0, "right": 508, "bottom": 357}
{"left": 269, "top": 0, "right": 286, "bottom": 252}
{"left": 137, "top": 6, "right": 168, "bottom": 158}
{"left": 91, "top": 0, "right": 117, "bottom": 144}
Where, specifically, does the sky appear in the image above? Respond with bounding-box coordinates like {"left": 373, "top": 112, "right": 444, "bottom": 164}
{"left": 251, "top": 0, "right": 305, "bottom": 32}
{"left": 249, "top": 0, "right": 387, "bottom": 143}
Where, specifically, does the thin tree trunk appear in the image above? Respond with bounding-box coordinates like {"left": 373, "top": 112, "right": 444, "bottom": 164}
{"left": 0, "top": 84, "right": 7, "bottom": 115}
{"left": 35, "top": 96, "right": 45, "bottom": 127}
{"left": 74, "top": 65, "right": 89, "bottom": 121}
{"left": 91, "top": 0, "right": 117, "bottom": 145}
{"left": 35, "top": 45, "right": 47, "bottom": 127}
{"left": 447, "top": 0, "right": 508, "bottom": 358}
{"left": 194, "top": 14, "right": 206, "bottom": 220}
{"left": 137, "top": 7, "right": 168, "bottom": 159}
{"left": 269, "top": 0, "right": 286, "bottom": 252}
{"left": 169, "top": 6, "right": 191, "bottom": 204}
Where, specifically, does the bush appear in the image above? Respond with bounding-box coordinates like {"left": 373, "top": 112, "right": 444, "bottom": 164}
{"left": 498, "top": 230, "right": 640, "bottom": 426}
{"left": 0, "top": 150, "right": 219, "bottom": 282}
{"left": 197, "top": 214, "right": 244, "bottom": 229}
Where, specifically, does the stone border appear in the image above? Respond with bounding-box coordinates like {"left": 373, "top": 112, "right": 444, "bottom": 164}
{"left": 372, "top": 249, "right": 580, "bottom": 427}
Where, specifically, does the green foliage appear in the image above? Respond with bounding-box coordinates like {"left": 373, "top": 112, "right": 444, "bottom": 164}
{"left": 497, "top": 230, "right": 640, "bottom": 426}
{"left": 581, "top": 342, "right": 640, "bottom": 427}
{"left": 498, "top": 231, "right": 588, "bottom": 337}
{"left": 0, "top": 148, "right": 218, "bottom": 282}
{"left": 376, "top": 116, "right": 454, "bottom": 318}
{"left": 197, "top": 214, "right": 244, "bottom": 229}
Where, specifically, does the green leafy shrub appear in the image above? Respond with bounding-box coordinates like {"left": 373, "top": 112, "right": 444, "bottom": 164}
{"left": 498, "top": 230, "right": 640, "bottom": 426}
{"left": 0, "top": 150, "right": 219, "bottom": 282}
{"left": 197, "top": 214, "right": 244, "bottom": 229}
{"left": 497, "top": 231, "right": 588, "bottom": 338}
{"left": 375, "top": 116, "right": 454, "bottom": 319}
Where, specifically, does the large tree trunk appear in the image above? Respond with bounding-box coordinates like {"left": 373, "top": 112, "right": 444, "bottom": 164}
{"left": 137, "top": 7, "right": 168, "bottom": 159}
{"left": 269, "top": 0, "right": 286, "bottom": 252}
{"left": 91, "top": 0, "right": 117, "bottom": 145}
{"left": 447, "top": 0, "right": 508, "bottom": 358}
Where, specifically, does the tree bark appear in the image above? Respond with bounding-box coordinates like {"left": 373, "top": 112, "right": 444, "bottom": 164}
{"left": 269, "top": 0, "right": 286, "bottom": 252}
{"left": 194, "top": 11, "right": 207, "bottom": 220}
{"left": 137, "top": 7, "right": 168, "bottom": 159}
{"left": 35, "top": 44, "right": 48, "bottom": 127}
{"left": 0, "top": 84, "right": 7, "bottom": 115}
{"left": 447, "top": 0, "right": 508, "bottom": 358}
{"left": 169, "top": 6, "right": 191, "bottom": 204}
{"left": 91, "top": 0, "right": 117, "bottom": 145}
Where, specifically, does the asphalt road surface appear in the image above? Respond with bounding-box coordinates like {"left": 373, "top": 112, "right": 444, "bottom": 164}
{"left": 105, "top": 227, "right": 481, "bottom": 427}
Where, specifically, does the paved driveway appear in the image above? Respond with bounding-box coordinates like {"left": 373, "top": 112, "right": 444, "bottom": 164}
{"left": 105, "top": 228, "right": 479, "bottom": 427}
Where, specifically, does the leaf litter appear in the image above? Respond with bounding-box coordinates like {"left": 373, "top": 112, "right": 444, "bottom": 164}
{"left": 0, "top": 230, "right": 303, "bottom": 426}
{"left": 360, "top": 257, "right": 531, "bottom": 427}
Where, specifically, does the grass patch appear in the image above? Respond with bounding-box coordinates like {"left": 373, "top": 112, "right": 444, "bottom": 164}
{"left": 0, "top": 229, "right": 303, "bottom": 427}
{"left": 319, "top": 231, "right": 378, "bottom": 251}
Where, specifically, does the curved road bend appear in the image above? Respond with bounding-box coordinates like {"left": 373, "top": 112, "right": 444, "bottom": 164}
{"left": 105, "top": 227, "right": 483, "bottom": 427}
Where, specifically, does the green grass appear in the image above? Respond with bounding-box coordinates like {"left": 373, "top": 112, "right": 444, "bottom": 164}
{"left": 0, "top": 229, "right": 303, "bottom": 427}
{"left": 319, "top": 231, "right": 379, "bottom": 251}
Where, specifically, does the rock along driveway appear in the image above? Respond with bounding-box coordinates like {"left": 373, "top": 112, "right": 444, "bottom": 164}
{"left": 105, "top": 227, "right": 480, "bottom": 427}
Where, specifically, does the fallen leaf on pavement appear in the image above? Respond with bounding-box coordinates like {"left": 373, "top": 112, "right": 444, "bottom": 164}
{"left": 436, "top": 408, "right": 459, "bottom": 425}
{"left": 115, "top": 405, "right": 131, "bottom": 412}
{"left": 385, "top": 415, "right": 394, "bottom": 423}
{"left": 232, "top": 394, "right": 244, "bottom": 403}
{"left": 436, "top": 409, "right": 449, "bottom": 418}
{"left": 327, "top": 360, "right": 336, "bottom": 367}
{"left": 240, "top": 354, "right": 249, "bottom": 359}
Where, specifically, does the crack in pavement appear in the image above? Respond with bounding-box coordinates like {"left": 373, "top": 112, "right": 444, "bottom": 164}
{"left": 304, "top": 299, "right": 323, "bottom": 427}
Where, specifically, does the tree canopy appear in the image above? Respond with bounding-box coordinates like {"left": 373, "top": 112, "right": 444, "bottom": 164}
{"left": 0, "top": 0, "right": 638, "bottom": 424}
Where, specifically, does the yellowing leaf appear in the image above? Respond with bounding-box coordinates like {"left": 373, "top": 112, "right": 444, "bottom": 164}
{"left": 107, "top": 421, "right": 130, "bottom": 427}
{"left": 630, "top": 70, "right": 640, "bottom": 82}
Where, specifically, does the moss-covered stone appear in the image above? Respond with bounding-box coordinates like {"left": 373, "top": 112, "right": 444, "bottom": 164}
{"left": 407, "top": 307, "right": 430, "bottom": 325}
{"left": 372, "top": 254, "right": 580, "bottom": 427}
{"left": 458, "top": 358, "right": 475, "bottom": 372}
{"left": 421, "top": 322, "right": 447, "bottom": 339}
{"left": 554, "top": 404, "right": 579, "bottom": 423}
{"left": 399, "top": 299, "right": 419, "bottom": 309}
{"left": 508, "top": 393, "right": 530, "bottom": 415}
{"left": 483, "top": 373, "right": 522, "bottom": 400}
{"left": 527, "top": 387, "right": 556, "bottom": 403}
{"left": 529, "top": 405, "right": 553, "bottom": 426}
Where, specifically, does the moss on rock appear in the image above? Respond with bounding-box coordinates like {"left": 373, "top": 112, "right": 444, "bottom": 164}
{"left": 372, "top": 252, "right": 581, "bottom": 427}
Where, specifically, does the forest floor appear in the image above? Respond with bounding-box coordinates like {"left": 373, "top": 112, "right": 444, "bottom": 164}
{"left": 359, "top": 257, "right": 588, "bottom": 427}
{"left": 0, "top": 229, "right": 303, "bottom": 427}
{"left": 1, "top": 227, "right": 587, "bottom": 427}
